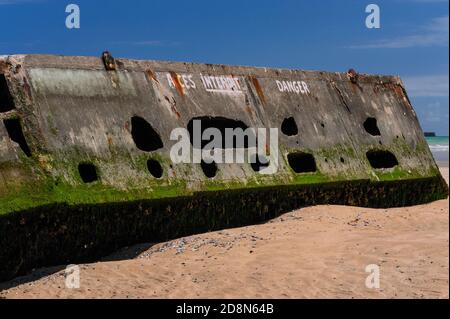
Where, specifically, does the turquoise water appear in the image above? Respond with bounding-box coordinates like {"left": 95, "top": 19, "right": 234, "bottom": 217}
{"left": 426, "top": 136, "right": 449, "bottom": 151}
{"left": 426, "top": 136, "right": 449, "bottom": 163}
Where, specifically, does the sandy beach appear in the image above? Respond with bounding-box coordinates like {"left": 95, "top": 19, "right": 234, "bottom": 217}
{"left": 0, "top": 168, "right": 448, "bottom": 299}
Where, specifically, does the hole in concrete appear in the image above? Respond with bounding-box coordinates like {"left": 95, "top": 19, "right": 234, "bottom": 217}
{"left": 3, "top": 118, "right": 32, "bottom": 157}
{"left": 131, "top": 116, "right": 163, "bottom": 152}
{"left": 201, "top": 160, "right": 217, "bottom": 178}
{"left": 366, "top": 150, "right": 398, "bottom": 169}
{"left": 250, "top": 154, "right": 270, "bottom": 172}
{"left": 78, "top": 163, "right": 98, "bottom": 183}
{"left": 281, "top": 117, "right": 298, "bottom": 136}
{"left": 147, "top": 159, "right": 163, "bottom": 179}
{"left": 363, "top": 117, "right": 381, "bottom": 136}
{"left": 287, "top": 152, "right": 317, "bottom": 173}
{"left": 0, "top": 74, "right": 15, "bottom": 113}
{"left": 187, "top": 116, "right": 254, "bottom": 149}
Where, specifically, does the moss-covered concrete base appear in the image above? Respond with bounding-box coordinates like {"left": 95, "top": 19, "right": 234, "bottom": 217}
{"left": 0, "top": 176, "right": 447, "bottom": 281}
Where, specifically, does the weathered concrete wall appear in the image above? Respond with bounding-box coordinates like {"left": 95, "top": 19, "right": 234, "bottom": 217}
{"left": 0, "top": 54, "right": 447, "bottom": 280}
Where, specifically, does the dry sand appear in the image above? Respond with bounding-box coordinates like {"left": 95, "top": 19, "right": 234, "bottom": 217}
{"left": 1, "top": 168, "right": 448, "bottom": 299}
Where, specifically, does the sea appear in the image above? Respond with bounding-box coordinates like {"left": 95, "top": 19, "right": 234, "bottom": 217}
{"left": 426, "top": 136, "right": 449, "bottom": 166}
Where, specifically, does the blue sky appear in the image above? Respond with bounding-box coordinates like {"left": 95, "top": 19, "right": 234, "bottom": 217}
{"left": 1, "top": 0, "right": 448, "bottom": 134}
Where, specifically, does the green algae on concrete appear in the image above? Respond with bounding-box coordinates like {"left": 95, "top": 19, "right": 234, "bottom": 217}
{"left": 0, "top": 53, "right": 448, "bottom": 280}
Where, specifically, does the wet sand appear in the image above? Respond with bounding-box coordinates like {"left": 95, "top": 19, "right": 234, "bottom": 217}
{"left": 1, "top": 168, "right": 448, "bottom": 299}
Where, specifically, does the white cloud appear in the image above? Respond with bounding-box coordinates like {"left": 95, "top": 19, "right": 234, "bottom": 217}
{"left": 350, "top": 16, "right": 448, "bottom": 49}
{"left": 423, "top": 101, "right": 442, "bottom": 123}
{"left": 420, "top": 101, "right": 449, "bottom": 128}
{"left": 403, "top": 74, "right": 449, "bottom": 97}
